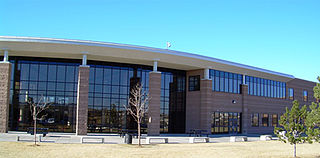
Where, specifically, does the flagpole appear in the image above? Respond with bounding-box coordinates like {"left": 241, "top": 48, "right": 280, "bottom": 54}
{"left": 166, "top": 41, "right": 171, "bottom": 49}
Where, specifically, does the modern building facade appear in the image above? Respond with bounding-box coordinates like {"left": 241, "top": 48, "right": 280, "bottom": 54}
{"left": 0, "top": 36, "right": 316, "bottom": 135}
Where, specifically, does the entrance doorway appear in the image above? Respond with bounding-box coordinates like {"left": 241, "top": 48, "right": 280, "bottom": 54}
{"left": 211, "top": 112, "right": 241, "bottom": 134}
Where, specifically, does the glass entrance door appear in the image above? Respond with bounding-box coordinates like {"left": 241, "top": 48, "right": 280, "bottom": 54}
{"left": 228, "top": 113, "right": 240, "bottom": 134}
{"left": 211, "top": 112, "right": 241, "bottom": 134}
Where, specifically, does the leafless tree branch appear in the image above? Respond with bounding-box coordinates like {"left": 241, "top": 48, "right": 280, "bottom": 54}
{"left": 28, "top": 95, "right": 50, "bottom": 145}
{"left": 123, "top": 83, "right": 150, "bottom": 146}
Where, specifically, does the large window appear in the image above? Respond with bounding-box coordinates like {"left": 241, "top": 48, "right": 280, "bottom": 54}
{"left": 8, "top": 57, "right": 186, "bottom": 133}
{"left": 211, "top": 112, "right": 241, "bottom": 134}
{"left": 88, "top": 65, "right": 186, "bottom": 134}
{"left": 209, "top": 70, "right": 242, "bottom": 93}
{"left": 188, "top": 75, "right": 200, "bottom": 91}
{"left": 12, "top": 59, "right": 79, "bottom": 132}
{"left": 88, "top": 65, "right": 137, "bottom": 133}
{"left": 272, "top": 114, "right": 278, "bottom": 127}
{"left": 262, "top": 114, "right": 269, "bottom": 127}
{"left": 289, "top": 88, "right": 294, "bottom": 100}
{"left": 161, "top": 72, "right": 186, "bottom": 133}
{"left": 246, "top": 76, "right": 286, "bottom": 99}
{"left": 251, "top": 113, "right": 259, "bottom": 127}
{"left": 303, "top": 90, "right": 308, "bottom": 102}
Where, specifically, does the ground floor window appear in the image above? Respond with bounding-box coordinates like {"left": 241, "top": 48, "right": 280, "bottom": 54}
{"left": 262, "top": 114, "right": 269, "bottom": 127}
{"left": 251, "top": 113, "right": 259, "bottom": 127}
{"left": 211, "top": 112, "right": 241, "bottom": 134}
{"left": 272, "top": 114, "right": 278, "bottom": 127}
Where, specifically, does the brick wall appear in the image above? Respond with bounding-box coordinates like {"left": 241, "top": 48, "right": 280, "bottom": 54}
{"left": 185, "top": 69, "right": 316, "bottom": 134}
{"left": 185, "top": 70, "right": 202, "bottom": 132}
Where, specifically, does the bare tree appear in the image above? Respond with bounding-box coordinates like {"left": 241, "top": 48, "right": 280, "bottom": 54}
{"left": 28, "top": 96, "right": 50, "bottom": 145}
{"left": 124, "top": 83, "right": 150, "bottom": 146}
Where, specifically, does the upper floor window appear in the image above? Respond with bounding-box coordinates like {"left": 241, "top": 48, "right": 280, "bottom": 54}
{"left": 246, "top": 76, "right": 286, "bottom": 99}
{"left": 210, "top": 69, "right": 242, "bottom": 94}
{"left": 289, "top": 88, "right": 294, "bottom": 100}
{"left": 303, "top": 90, "right": 308, "bottom": 102}
{"left": 188, "top": 75, "right": 200, "bottom": 91}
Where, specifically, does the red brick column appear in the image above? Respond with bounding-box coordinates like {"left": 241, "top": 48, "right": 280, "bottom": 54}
{"left": 0, "top": 62, "right": 11, "bottom": 133}
{"left": 76, "top": 66, "right": 89, "bottom": 135}
{"left": 200, "top": 79, "right": 212, "bottom": 131}
{"left": 241, "top": 84, "right": 249, "bottom": 134}
{"left": 148, "top": 71, "right": 161, "bottom": 136}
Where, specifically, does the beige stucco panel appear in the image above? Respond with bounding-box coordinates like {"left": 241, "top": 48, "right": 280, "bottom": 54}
{"left": 0, "top": 40, "right": 293, "bottom": 82}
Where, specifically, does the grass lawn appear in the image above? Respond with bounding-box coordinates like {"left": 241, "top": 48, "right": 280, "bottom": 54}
{"left": 0, "top": 141, "right": 319, "bottom": 158}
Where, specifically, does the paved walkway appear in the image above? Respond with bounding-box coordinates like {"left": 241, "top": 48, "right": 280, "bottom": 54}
{"left": 0, "top": 131, "right": 269, "bottom": 144}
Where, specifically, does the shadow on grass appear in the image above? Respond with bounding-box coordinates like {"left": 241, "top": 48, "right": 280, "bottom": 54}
{"left": 27, "top": 144, "right": 41, "bottom": 147}
{"left": 119, "top": 144, "right": 158, "bottom": 148}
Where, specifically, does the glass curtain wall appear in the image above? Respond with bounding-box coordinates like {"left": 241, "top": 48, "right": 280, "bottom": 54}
{"left": 87, "top": 65, "right": 151, "bottom": 133}
{"left": 10, "top": 58, "right": 79, "bottom": 132}
{"left": 88, "top": 65, "right": 186, "bottom": 133}
{"left": 8, "top": 57, "right": 186, "bottom": 133}
{"left": 162, "top": 72, "right": 186, "bottom": 133}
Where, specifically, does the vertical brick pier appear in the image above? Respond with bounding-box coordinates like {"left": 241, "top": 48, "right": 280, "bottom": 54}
{"left": 148, "top": 71, "right": 161, "bottom": 136}
{"left": 76, "top": 66, "right": 89, "bottom": 135}
{"left": 241, "top": 84, "right": 249, "bottom": 134}
{"left": 200, "top": 79, "right": 212, "bottom": 131}
{"left": 0, "top": 62, "right": 11, "bottom": 133}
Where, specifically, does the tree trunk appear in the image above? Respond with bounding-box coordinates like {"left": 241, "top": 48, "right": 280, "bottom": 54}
{"left": 34, "top": 106, "right": 37, "bottom": 145}
{"left": 138, "top": 120, "right": 141, "bottom": 146}
{"left": 294, "top": 143, "right": 296, "bottom": 158}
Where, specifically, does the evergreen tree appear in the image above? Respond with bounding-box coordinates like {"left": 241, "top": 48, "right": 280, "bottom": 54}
{"left": 305, "top": 102, "right": 320, "bottom": 143}
{"left": 275, "top": 77, "right": 320, "bottom": 157}
{"left": 274, "top": 100, "right": 308, "bottom": 158}
{"left": 313, "top": 77, "right": 320, "bottom": 102}
{"left": 305, "top": 77, "right": 320, "bottom": 143}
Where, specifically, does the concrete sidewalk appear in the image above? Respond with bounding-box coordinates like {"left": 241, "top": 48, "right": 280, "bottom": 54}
{"left": 0, "top": 131, "right": 266, "bottom": 144}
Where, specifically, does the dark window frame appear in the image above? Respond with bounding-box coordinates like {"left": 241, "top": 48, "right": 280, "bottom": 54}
{"left": 9, "top": 56, "right": 187, "bottom": 134}
{"left": 210, "top": 69, "right": 242, "bottom": 94}
{"left": 303, "top": 90, "right": 308, "bottom": 102}
{"left": 188, "top": 75, "right": 200, "bottom": 91}
{"left": 246, "top": 76, "right": 286, "bottom": 99}
{"left": 251, "top": 113, "right": 259, "bottom": 127}
{"left": 289, "top": 88, "right": 294, "bottom": 100}
{"left": 272, "top": 114, "right": 278, "bottom": 127}
{"left": 262, "top": 113, "right": 269, "bottom": 127}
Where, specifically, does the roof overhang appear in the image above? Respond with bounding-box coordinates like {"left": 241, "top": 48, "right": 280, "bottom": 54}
{"left": 0, "top": 36, "right": 294, "bottom": 82}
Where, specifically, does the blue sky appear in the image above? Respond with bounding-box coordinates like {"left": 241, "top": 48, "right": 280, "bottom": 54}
{"left": 0, "top": 0, "right": 319, "bottom": 82}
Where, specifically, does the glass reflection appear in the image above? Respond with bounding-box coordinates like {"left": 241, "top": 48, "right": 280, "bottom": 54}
{"left": 9, "top": 57, "right": 186, "bottom": 134}
{"left": 10, "top": 59, "right": 79, "bottom": 132}
{"left": 246, "top": 76, "right": 286, "bottom": 99}
{"left": 209, "top": 69, "right": 242, "bottom": 93}
{"left": 211, "top": 112, "right": 241, "bottom": 134}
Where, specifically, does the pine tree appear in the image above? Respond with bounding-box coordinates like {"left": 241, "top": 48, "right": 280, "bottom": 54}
{"left": 305, "top": 77, "right": 320, "bottom": 143}
{"left": 305, "top": 102, "right": 320, "bottom": 143}
{"left": 313, "top": 77, "right": 320, "bottom": 102}
{"left": 274, "top": 100, "right": 308, "bottom": 158}
{"left": 275, "top": 77, "right": 320, "bottom": 157}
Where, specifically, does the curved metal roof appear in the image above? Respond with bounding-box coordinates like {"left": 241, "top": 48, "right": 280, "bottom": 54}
{"left": 0, "top": 36, "right": 294, "bottom": 82}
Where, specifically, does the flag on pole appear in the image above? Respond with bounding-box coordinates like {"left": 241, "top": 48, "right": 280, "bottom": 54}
{"left": 166, "top": 41, "right": 171, "bottom": 49}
